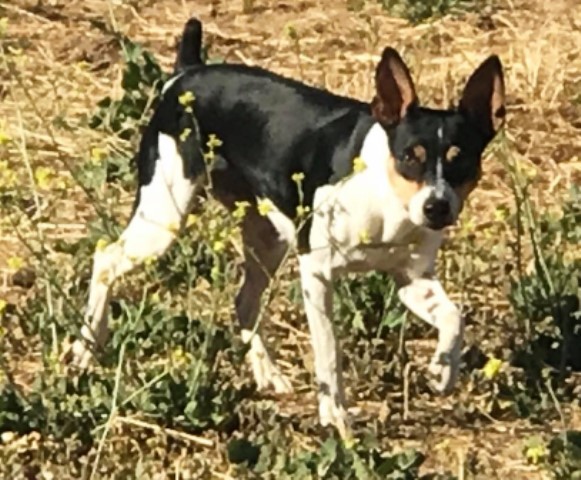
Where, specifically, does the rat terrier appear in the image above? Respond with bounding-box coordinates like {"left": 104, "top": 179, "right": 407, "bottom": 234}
{"left": 64, "top": 18, "right": 506, "bottom": 439}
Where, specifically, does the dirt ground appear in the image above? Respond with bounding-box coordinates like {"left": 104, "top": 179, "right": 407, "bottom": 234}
{"left": 1, "top": 0, "right": 580, "bottom": 478}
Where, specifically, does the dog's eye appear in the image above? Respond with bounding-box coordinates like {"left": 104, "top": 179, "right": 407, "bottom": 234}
{"left": 404, "top": 145, "right": 426, "bottom": 164}
{"left": 446, "top": 145, "right": 461, "bottom": 163}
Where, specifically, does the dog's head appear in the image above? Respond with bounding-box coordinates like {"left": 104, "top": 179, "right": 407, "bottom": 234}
{"left": 371, "top": 48, "right": 506, "bottom": 231}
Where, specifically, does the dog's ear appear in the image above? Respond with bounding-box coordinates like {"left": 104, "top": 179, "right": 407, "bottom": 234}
{"left": 372, "top": 47, "right": 418, "bottom": 127}
{"left": 459, "top": 55, "right": 506, "bottom": 141}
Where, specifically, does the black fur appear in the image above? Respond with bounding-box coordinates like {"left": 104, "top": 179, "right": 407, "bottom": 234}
{"left": 174, "top": 17, "right": 203, "bottom": 72}
{"left": 141, "top": 64, "right": 373, "bottom": 250}
{"left": 135, "top": 17, "right": 503, "bottom": 248}
{"left": 386, "top": 107, "right": 484, "bottom": 189}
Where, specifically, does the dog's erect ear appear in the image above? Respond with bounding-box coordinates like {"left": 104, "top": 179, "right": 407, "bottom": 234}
{"left": 459, "top": 55, "right": 506, "bottom": 141}
{"left": 372, "top": 47, "right": 418, "bottom": 127}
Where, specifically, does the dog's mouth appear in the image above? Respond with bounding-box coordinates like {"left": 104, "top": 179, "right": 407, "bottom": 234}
{"left": 425, "top": 217, "right": 453, "bottom": 231}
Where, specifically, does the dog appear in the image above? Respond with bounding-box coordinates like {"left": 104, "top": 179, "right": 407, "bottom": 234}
{"left": 64, "top": 17, "right": 506, "bottom": 439}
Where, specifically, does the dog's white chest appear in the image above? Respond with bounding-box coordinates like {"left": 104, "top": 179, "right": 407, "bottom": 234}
{"left": 308, "top": 167, "right": 423, "bottom": 274}
{"left": 305, "top": 123, "right": 437, "bottom": 275}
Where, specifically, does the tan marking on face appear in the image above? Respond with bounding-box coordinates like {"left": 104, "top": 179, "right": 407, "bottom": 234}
{"left": 446, "top": 145, "right": 461, "bottom": 163}
{"left": 387, "top": 154, "right": 424, "bottom": 206}
{"left": 411, "top": 145, "right": 427, "bottom": 163}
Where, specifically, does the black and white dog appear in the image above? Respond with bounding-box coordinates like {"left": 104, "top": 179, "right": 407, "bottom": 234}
{"left": 65, "top": 18, "right": 506, "bottom": 439}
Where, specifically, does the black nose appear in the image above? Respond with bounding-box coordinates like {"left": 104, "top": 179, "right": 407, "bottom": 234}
{"left": 423, "top": 198, "right": 451, "bottom": 224}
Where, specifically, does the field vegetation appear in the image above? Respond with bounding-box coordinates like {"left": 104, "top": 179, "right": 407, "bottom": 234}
{"left": 0, "top": 0, "right": 579, "bottom": 478}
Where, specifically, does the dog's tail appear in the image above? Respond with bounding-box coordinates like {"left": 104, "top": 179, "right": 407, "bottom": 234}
{"left": 174, "top": 17, "right": 204, "bottom": 72}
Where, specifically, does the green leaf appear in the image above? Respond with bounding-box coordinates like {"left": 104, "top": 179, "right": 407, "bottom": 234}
{"left": 122, "top": 62, "right": 142, "bottom": 91}
{"left": 317, "top": 437, "right": 339, "bottom": 476}
{"left": 227, "top": 438, "right": 261, "bottom": 466}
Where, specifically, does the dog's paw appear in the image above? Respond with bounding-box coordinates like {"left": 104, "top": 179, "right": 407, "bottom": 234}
{"left": 60, "top": 340, "right": 94, "bottom": 370}
{"left": 250, "top": 351, "right": 293, "bottom": 395}
{"left": 430, "top": 312, "right": 463, "bottom": 395}
{"left": 319, "top": 394, "right": 352, "bottom": 441}
{"left": 428, "top": 349, "right": 460, "bottom": 395}
{"left": 258, "top": 367, "right": 293, "bottom": 395}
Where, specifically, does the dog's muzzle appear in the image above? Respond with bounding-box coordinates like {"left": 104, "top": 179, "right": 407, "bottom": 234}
{"left": 423, "top": 196, "right": 453, "bottom": 230}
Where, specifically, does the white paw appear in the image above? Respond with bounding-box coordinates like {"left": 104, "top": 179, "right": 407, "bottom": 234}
{"left": 318, "top": 394, "right": 351, "bottom": 440}
{"left": 249, "top": 349, "right": 293, "bottom": 394}
{"left": 430, "top": 313, "right": 464, "bottom": 395}
{"left": 429, "top": 348, "right": 460, "bottom": 395}
{"left": 60, "top": 339, "right": 94, "bottom": 369}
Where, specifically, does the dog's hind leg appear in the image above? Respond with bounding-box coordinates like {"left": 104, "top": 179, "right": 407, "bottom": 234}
{"left": 65, "top": 132, "right": 201, "bottom": 368}
{"left": 235, "top": 211, "right": 294, "bottom": 394}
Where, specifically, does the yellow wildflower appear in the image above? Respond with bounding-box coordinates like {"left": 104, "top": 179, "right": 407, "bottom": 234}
{"left": 0, "top": 300, "right": 6, "bottom": 314}
{"left": 212, "top": 240, "right": 226, "bottom": 253}
{"left": 0, "top": 129, "right": 10, "bottom": 145}
{"left": 461, "top": 218, "right": 475, "bottom": 234}
{"left": 296, "top": 205, "right": 310, "bottom": 218}
{"left": 178, "top": 91, "right": 195, "bottom": 106}
{"left": 352, "top": 156, "right": 366, "bottom": 173}
{"left": 525, "top": 443, "right": 547, "bottom": 465}
{"left": 257, "top": 198, "right": 274, "bottom": 216}
{"left": 186, "top": 214, "right": 198, "bottom": 227}
{"left": 95, "top": 238, "right": 109, "bottom": 252}
{"left": 90, "top": 147, "right": 107, "bottom": 165}
{"left": 170, "top": 346, "right": 192, "bottom": 367}
{"left": 482, "top": 356, "right": 503, "bottom": 379}
{"left": 0, "top": 161, "right": 17, "bottom": 188}
{"left": 210, "top": 265, "right": 221, "bottom": 281}
{"left": 34, "top": 166, "right": 54, "bottom": 189}
{"left": 494, "top": 206, "right": 509, "bottom": 222}
{"left": 144, "top": 256, "right": 156, "bottom": 267}
{"left": 167, "top": 222, "right": 180, "bottom": 234}
{"left": 7, "top": 256, "right": 23, "bottom": 271}
{"left": 179, "top": 128, "right": 192, "bottom": 142}
{"left": 233, "top": 201, "right": 251, "bottom": 220}
{"left": 207, "top": 134, "right": 223, "bottom": 149}
{"left": 291, "top": 172, "right": 305, "bottom": 184}
{"left": 358, "top": 229, "right": 371, "bottom": 245}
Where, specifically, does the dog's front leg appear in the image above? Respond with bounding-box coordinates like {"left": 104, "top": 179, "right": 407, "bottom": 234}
{"left": 298, "top": 252, "right": 350, "bottom": 439}
{"left": 398, "top": 276, "right": 464, "bottom": 394}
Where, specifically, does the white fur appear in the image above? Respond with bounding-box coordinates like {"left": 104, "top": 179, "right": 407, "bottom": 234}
{"left": 65, "top": 133, "right": 196, "bottom": 366}
{"left": 408, "top": 184, "right": 462, "bottom": 228}
{"left": 161, "top": 72, "right": 185, "bottom": 95}
{"left": 398, "top": 278, "right": 463, "bottom": 393}
{"left": 262, "top": 200, "right": 297, "bottom": 247}
{"left": 307, "top": 123, "right": 439, "bottom": 274}
{"left": 408, "top": 186, "right": 434, "bottom": 226}
{"left": 257, "top": 124, "right": 462, "bottom": 406}
{"left": 69, "top": 124, "right": 464, "bottom": 440}
{"left": 292, "top": 123, "right": 463, "bottom": 437}
{"left": 241, "top": 329, "right": 293, "bottom": 394}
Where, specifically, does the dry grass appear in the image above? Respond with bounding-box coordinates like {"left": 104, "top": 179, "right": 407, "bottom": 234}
{"left": 0, "top": 0, "right": 580, "bottom": 478}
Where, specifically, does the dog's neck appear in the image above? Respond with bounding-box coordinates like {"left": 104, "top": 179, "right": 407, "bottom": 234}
{"left": 358, "top": 122, "right": 443, "bottom": 246}
{"left": 359, "top": 123, "right": 412, "bottom": 218}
